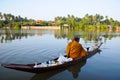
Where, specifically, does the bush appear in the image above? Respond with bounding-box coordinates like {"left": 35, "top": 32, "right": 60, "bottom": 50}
{"left": 13, "top": 23, "right": 21, "bottom": 30}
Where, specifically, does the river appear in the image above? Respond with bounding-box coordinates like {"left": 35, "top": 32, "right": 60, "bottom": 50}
{"left": 0, "top": 29, "right": 120, "bottom": 80}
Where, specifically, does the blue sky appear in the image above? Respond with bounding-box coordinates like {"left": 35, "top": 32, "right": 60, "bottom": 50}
{"left": 0, "top": 0, "right": 120, "bottom": 21}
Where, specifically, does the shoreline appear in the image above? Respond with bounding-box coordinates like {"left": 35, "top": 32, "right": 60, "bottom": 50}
{"left": 21, "top": 26, "right": 60, "bottom": 30}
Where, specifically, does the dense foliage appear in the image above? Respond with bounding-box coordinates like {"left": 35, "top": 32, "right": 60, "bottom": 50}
{"left": 54, "top": 14, "right": 120, "bottom": 30}
{"left": 0, "top": 12, "right": 36, "bottom": 29}
{"left": 0, "top": 12, "right": 120, "bottom": 30}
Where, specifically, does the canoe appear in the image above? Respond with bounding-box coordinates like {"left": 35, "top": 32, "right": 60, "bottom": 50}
{"left": 1, "top": 42, "right": 103, "bottom": 73}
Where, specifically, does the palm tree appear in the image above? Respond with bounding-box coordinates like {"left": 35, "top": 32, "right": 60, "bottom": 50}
{"left": 0, "top": 12, "right": 3, "bottom": 20}
{"left": 66, "top": 14, "right": 76, "bottom": 29}
{"left": 0, "top": 12, "right": 3, "bottom": 28}
{"left": 54, "top": 16, "right": 63, "bottom": 26}
{"left": 93, "top": 15, "right": 97, "bottom": 25}
{"left": 105, "top": 16, "right": 110, "bottom": 25}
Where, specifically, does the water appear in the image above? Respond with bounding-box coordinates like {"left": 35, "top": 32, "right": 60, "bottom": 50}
{"left": 0, "top": 29, "right": 120, "bottom": 80}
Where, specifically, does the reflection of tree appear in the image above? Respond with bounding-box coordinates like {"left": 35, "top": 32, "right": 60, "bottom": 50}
{"left": 54, "top": 29, "right": 75, "bottom": 40}
{"left": 81, "top": 30, "right": 102, "bottom": 43}
{"left": 0, "top": 29, "right": 35, "bottom": 43}
{"left": 0, "top": 29, "right": 120, "bottom": 43}
{"left": 54, "top": 29, "right": 120, "bottom": 43}
{"left": 101, "top": 32, "right": 120, "bottom": 43}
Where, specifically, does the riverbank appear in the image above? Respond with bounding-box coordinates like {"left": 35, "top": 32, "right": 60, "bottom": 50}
{"left": 21, "top": 26, "right": 60, "bottom": 30}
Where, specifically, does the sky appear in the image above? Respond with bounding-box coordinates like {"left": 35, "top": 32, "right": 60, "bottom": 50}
{"left": 0, "top": 0, "right": 120, "bottom": 21}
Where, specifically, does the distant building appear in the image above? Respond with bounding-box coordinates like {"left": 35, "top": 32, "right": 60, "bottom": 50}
{"left": 116, "top": 26, "right": 120, "bottom": 32}
{"left": 36, "top": 20, "right": 42, "bottom": 24}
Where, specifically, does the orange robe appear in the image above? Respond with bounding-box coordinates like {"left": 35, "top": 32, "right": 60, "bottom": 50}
{"left": 66, "top": 41, "right": 87, "bottom": 59}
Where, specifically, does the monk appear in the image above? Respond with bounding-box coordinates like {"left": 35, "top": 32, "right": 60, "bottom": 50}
{"left": 66, "top": 35, "right": 87, "bottom": 59}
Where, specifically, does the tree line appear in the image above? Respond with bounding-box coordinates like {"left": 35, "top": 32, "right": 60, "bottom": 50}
{"left": 54, "top": 14, "right": 120, "bottom": 30}
{"left": 0, "top": 12, "right": 53, "bottom": 29}
{"left": 0, "top": 12, "right": 120, "bottom": 30}
{"left": 0, "top": 12, "right": 35, "bottom": 29}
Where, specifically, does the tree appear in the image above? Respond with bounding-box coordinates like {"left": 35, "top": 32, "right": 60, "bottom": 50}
{"left": 66, "top": 14, "right": 76, "bottom": 29}
{"left": 0, "top": 12, "right": 3, "bottom": 20}
{"left": 54, "top": 16, "right": 63, "bottom": 26}
{"left": 104, "top": 16, "right": 110, "bottom": 25}
{"left": 0, "top": 12, "right": 3, "bottom": 28}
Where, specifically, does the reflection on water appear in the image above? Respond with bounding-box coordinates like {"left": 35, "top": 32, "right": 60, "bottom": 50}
{"left": 31, "top": 68, "right": 66, "bottom": 80}
{"left": 0, "top": 29, "right": 120, "bottom": 43}
{"left": 67, "top": 60, "right": 87, "bottom": 79}
{"left": 31, "top": 60, "right": 87, "bottom": 80}
{"left": 0, "top": 29, "right": 120, "bottom": 80}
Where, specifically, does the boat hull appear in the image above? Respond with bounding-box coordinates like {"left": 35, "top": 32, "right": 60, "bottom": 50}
{"left": 2, "top": 42, "right": 102, "bottom": 73}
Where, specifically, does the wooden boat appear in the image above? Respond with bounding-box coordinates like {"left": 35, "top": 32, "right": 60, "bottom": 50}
{"left": 1, "top": 42, "right": 103, "bottom": 73}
